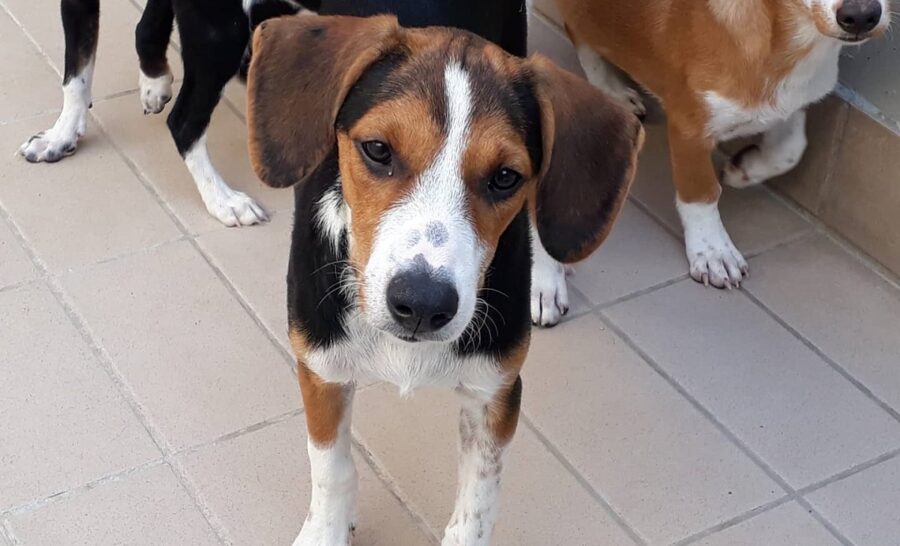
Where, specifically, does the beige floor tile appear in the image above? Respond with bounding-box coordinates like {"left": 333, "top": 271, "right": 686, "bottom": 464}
{"left": 0, "top": 9, "right": 63, "bottom": 123}
{"left": 8, "top": 463, "right": 220, "bottom": 546}
{"left": 178, "top": 414, "right": 433, "bottom": 546}
{"left": 570, "top": 202, "right": 686, "bottom": 306}
{"left": 0, "top": 284, "right": 159, "bottom": 511}
{"left": 806, "top": 455, "right": 900, "bottom": 546}
{"left": 92, "top": 89, "right": 294, "bottom": 235}
{"left": 2, "top": 0, "right": 183, "bottom": 99}
{"left": 748, "top": 236, "right": 900, "bottom": 414}
{"left": 60, "top": 240, "right": 299, "bottom": 450}
{"left": 0, "top": 114, "right": 181, "bottom": 272}
{"left": 605, "top": 280, "right": 900, "bottom": 488}
{"left": 523, "top": 314, "right": 780, "bottom": 544}
{"left": 0, "top": 219, "right": 36, "bottom": 289}
{"left": 354, "top": 384, "right": 646, "bottom": 546}
{"left": 693, "top": 502, "right": 841, "bottom": 546}
{"left": 195, "top": 211, "right": 293, "bottom": 351}
{"left": 629, "top": 125, "right": 812, "bottom": 256}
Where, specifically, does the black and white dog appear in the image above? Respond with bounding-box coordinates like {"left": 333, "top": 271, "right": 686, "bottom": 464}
{"left": 17, "top": 0, "right": 318, "bottom": 227}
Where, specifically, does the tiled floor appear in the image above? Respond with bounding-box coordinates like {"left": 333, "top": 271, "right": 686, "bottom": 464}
{"left": 2, "top": 2, "right": 900, "bottom": 545}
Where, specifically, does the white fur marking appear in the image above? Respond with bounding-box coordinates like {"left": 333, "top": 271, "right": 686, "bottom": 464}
{"left": 677, "top": 199, "right": 748, "bottom": 288}
{"left": 529, "top": 221, "right": 569, "bottom": 327}
{"left": 19, "top": 60, "right": 94, "bottom": 163}
{"left": 139, "top": 69, "right": 174, "bottom": 115}
{"left": 293, "top": 388, "right": 358, "bottom": 546}
{"left": 363, "top": 63, "right": 484, "bottom": 342}
{"left": 316, "top": 184, "right": 350, "bottom": 253}
{"left": 184, "top": 133, "right": 269, "bottom": 227}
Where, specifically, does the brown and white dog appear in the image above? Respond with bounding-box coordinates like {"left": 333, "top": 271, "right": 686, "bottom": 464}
{"left": 555, "top": 0, "right": 891, "bottom": 289}
{"left": 245, "top": 11, "right": 642, "bottom": 545}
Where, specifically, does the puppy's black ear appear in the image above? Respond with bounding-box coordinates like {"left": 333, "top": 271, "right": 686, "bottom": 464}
{"left": 247, "top": 15, "right": 402, "bottom": 188}
{"left": 528, "top": 54, "right": 644, "bottom": 263}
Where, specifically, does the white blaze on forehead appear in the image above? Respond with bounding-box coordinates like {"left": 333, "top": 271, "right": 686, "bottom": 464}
{"left": 362, "top": 62, "right": 485, "bottom": 340}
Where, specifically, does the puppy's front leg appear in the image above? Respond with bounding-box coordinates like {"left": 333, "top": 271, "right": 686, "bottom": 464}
{"left": 294, "top": 364, "right": 357, "bottom": 546}
{"left": 443, "top": 376, "right": 523, "bottom": 546}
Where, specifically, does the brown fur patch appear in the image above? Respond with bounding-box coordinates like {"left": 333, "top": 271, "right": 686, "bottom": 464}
{"left": 485, "top": 338, "right": 529, "bottom": 446}
{"left": 297, "top": 363, "right": 348, "bottom": 447}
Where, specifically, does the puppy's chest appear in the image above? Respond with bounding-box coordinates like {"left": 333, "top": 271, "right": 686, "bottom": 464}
{"left": 702, "top": 40, "right": 841, "bottom": 140}
{"left": 306, "top": 313, "right": 506, "bottom": 397}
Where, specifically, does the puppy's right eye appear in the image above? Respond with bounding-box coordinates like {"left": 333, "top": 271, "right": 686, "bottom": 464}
{"left": 361, "top": 140, "right": 392, "bottom": 165}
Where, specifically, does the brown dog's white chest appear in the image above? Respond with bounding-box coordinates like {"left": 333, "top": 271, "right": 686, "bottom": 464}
{"left": 702, "top": 38, "right": 843, "bottom": 140}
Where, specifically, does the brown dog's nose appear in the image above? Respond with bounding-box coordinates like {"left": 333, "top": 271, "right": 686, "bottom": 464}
{"left": 837, "top": 0, "right": 882, "bottom": 34}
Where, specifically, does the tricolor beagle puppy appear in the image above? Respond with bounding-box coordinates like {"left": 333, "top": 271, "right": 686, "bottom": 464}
{"left": 556, "top": 0, "right": 890, "bottom": 289}
{"left": 245, "top": 9, "right": 643, "bottom": 545}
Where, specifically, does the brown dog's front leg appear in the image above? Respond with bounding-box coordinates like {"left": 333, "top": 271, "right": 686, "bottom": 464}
{"left": 667, "top": 123, "right": 748, "bottom": 288}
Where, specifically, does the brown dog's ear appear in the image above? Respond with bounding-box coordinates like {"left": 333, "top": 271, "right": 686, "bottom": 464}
{"left": 247, "top": 15, "right": 402, "bottom": 188}
{"left": 528, "top": 54, "right": 644, "bottom": 263}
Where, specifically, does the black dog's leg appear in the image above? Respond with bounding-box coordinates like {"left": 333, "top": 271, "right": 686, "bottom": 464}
{"left": 19, "top": 0, "right": 99, "bottom": 163}
{"left": 136, "top": 0, "right": 175, "bottom": 114}
{"left": 167, "top": 0, "right": 267, "bottom": 227}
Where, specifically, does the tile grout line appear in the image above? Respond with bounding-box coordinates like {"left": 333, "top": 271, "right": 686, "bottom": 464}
{"left": 741, "top": 288, "right": 900, "bottom": 425}
{"left": 0, "top": 459, "right": 168, "bottom": 519}
{"left": 518, "top": 414, "right": 650, "bottom": 545}
{"left": 670, "top": 495, "right": 794, "bottom": 546}
{"left": 796, "top": 445, "right": 900, "bottom": 497}
{"left": 675, "top": 445, "right": 900, "bottom": 545}
{"left": 760, "top": 185, "right": 900, "bottom": 292}
{"left": 350, "top": 434, "right": 442, "bottom": 545}
{"left": 595, "top": 311, "right": 856, "bottom": 546}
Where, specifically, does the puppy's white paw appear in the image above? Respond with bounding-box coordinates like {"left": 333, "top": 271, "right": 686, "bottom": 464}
{"left": 139, "top": 70, "right": 174, "bottom": 115}
{"left": 291, "top": 518, "right": 354, "bottom": 546}
{"left": 678, "top": 200, "right": 748, "bottom": 289}
{"left": 206, "top": 190, "right": 269, "bottom": 227}
{"left": 531, "top": 248, "right": 569, "bottom": 327}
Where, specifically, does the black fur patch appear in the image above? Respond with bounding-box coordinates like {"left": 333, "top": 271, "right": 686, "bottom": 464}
{"left": 287, "top": 150, "right": 351, "bottom": 349}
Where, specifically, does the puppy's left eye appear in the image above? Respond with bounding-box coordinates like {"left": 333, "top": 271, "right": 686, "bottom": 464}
{"left": 489, "top": 168, "right": 523, "bottom": 193}
{"left": 361, "top": 140, "right": 392, "bottom": 165}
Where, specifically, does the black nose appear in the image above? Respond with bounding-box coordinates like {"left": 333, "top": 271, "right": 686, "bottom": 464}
{"left": 386, "top": 270, "right": 459, "bottom": 334}
{"left": 837, "top": 0, "right": 882, "bottom": 34}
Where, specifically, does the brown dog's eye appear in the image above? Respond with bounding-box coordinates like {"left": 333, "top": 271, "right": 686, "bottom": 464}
{"left": 489, "top": 167, "right": 523, "bottom": 193}
{"left": 361, "top": 140, "right": 392, "bottom": 165}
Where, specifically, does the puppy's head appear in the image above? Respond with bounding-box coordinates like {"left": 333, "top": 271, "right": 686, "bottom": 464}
{"left": 248, "top": 15, "right": 642, "bottom": 343}
{"left": 798, "top": 0, "right": 891, "bottom": 42}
